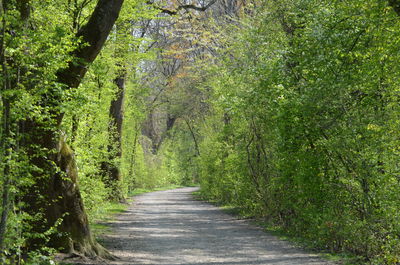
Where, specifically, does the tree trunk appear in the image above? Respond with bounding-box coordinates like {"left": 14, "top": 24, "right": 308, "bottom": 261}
{"left": 0, "top": 0, "right": 14, "bottom": 252}
{"left": 20, "top": 0, "right": 125, "bottom": 257}
{"left": 0, "top": 97, "right": 12, "bottom": 254}
{"left": 58, "top": 0, "right": 125, "bottom": 90}
{"left": 101, "top": 70, "right": 126, "bottom": 202}
{"left": 22, "top": 126, "right": 110, "bottom": 257}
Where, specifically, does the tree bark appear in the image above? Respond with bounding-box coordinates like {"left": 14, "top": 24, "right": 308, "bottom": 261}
{"left": 0, "top": 1, "right": 11, "bottom": 250}
{"left": 0, "top": 98, "right": 11, "bottom": 254}
{"left": 57, "top": 0, "right": 124, "bottom": 90}
{"left": 0, "top": 0, "right": 17, "bottom": 253}
{"left": 101, "top": 69, "right": 126, "bottom": 202}
{"left": 101, "top": 18, "right": 140, "bottom": 202}
{"left": 21, "top": 0, "right": 125, "bottom": 257}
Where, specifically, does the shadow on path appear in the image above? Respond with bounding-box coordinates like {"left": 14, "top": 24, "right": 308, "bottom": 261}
{"left": 71, "top": 187, "right": 334, "bottom": 265}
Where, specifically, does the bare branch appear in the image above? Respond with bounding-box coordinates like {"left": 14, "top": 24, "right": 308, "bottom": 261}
{"left": 147, "top": 0, "right": 217, "bottom": 15}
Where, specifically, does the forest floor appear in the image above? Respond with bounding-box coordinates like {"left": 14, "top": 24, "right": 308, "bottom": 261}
{"left": 63, "top": 187, "right": 335, "bottom": 265}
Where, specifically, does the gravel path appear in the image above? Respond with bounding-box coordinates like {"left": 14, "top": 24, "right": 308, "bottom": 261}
{"left": 71, "top": 187, "right": 334, "bottom": 265}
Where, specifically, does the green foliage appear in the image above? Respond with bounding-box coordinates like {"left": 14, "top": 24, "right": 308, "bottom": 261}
{"left": 158, "top": 124, "right": 200, "bottom": 186}
{"left": 0, "top": 0, "right": 80, "bottom": 261}
{"left": 187, "top": 1, "right": 400, "bottom": 263}
{"left": 0, "top": 0, "right": 160, "bottom": 262}
{"left": 3, "top": 0, "right": 400, "bottom": 263}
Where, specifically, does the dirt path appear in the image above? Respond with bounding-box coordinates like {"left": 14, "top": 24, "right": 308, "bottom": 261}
{"left": 71, "top": 187, "right": 334, "bottom": 265}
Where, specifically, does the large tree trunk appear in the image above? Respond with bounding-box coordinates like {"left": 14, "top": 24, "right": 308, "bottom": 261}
{"left": 22, "top": 124, "right": 110, "bottom": 257}
{"left": 21, "top": 0, "right": 125, "bottom": 257}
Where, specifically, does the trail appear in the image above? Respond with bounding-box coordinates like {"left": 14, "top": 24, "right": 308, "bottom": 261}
{"left": 71, "top": 187, "right": 334, "bottom": 265}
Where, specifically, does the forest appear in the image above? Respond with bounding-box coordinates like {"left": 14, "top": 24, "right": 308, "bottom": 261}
{"left": 1, "top": 0, "right": 400, "bottom": 264}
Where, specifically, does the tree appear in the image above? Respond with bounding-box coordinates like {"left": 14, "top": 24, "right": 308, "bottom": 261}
{"left": 16, "top": 0, "right": 125, "bottom": 257}
{"left": 0, "top": 0, "right": 12, "bottom": 252}
{"left": 101, "top": 14, "right": 153, "bottom": 201}
{"left": 193, "top": 0, "right": 400, "bottom": 263}
{"left": 100, "top": 21, "right": 130, "bottom": 203}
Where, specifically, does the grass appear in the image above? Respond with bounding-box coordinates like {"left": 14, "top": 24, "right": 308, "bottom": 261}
{"left": 90, "top": 200, "right": 130, "bottom": 238}
{"left": 192, "top": 190, "right": 250, "bottom": 217}
{"left": 257, "top": 223, "right": 362, "bottom": 265}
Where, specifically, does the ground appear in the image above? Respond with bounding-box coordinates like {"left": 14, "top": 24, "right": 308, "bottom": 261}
{"left": 63, "top": 187, "right": 335, "bottom": 265}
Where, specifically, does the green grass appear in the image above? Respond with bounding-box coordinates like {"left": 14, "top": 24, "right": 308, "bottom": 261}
{"left": 192, "top": 190, "right": 250, "bottom": 217}
{"left": 256, "top": 223, "right": 364, "bottom": 265}
{"left": 91, "top": 201, "right": 130, "bottom": 237}
{"left": 256, "top": 223, "right": 362, "bottom": 264}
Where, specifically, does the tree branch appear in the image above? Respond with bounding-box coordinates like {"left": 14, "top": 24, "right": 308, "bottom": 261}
{"left": 57, "top": 0, "right": 124, "bottom": 89}
{"left": 147, "top": 0, "right": 217, "bottom": 15}
{"left": 184, "top": 118, "right": 200, "bottom": 156}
